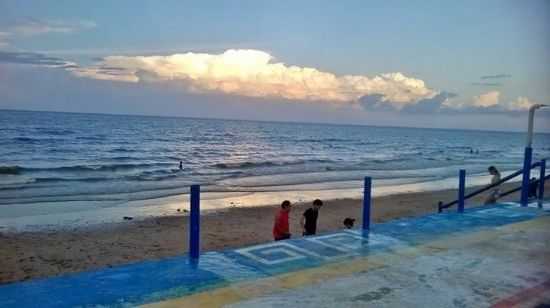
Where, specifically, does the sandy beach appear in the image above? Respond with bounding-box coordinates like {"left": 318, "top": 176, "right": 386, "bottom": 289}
{"left": 0, "top": 182, "right": 547, "bottom": 284}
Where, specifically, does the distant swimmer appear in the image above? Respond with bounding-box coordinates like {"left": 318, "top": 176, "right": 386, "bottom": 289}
{"left": 484, "top": 166, "right": 501, "bottom": 204}
{"left": 179, "top": 161, "right": 183, "bottom": 170}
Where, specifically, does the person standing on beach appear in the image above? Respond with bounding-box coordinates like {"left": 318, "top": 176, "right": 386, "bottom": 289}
{"left": 273, "top": 200, "right": 292, "bottom": 241}
{"left": 484, "top": 166, "right": 501, "bottom": 204}
{"left": 301, "top": 199, "right": 323, "bottom": 236}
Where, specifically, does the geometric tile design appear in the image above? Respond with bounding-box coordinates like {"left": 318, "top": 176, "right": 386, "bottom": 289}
{"left": 304, "top": 232, "right": 369, "bottom": 252}
{"left": 235, "top": 242, "right": 322, "bottom": 265}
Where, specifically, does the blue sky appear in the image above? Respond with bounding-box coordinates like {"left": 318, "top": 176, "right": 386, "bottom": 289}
{"left": 0, "top": 0, "right": 549, "bottom": 131}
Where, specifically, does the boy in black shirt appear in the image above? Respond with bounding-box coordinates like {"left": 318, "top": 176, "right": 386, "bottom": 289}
{"left": 300, "top": 199, "right": 323, "bottom": 236}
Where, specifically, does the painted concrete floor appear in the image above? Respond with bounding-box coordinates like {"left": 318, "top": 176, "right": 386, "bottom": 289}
{"left": 1, "top": 202, "right": 549, "bottom": 308}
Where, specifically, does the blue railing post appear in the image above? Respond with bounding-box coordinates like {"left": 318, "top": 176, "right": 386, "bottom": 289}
{"left": 538, "top": 159, "right": 546, "bottom": 208}
{"left": 521, "top": 147, "right": 533, "bottom": 206}
{"left": 458, "top": 169, "right": 466, "bottom": 213}
{"left": 362, "top": 177, "right": 372, "bottom": 230}
{"left": 189, "top": 184, "right": 200, "bottom": 259}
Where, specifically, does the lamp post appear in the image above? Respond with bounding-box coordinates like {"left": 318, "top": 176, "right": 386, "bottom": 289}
{"left": 521, "top": 104, "right": 547, "bottom": 206}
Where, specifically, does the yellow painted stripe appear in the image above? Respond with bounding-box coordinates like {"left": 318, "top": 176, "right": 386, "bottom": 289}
{"left": 141, "top": 255, "right": 386, "bottom": 308}
{"left": 142, "top": 216, "right": 550, "bottom": 308}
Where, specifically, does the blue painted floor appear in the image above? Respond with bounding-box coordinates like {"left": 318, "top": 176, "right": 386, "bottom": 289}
{"left": 1, "top": 202, "right": 549, "bottom": 307}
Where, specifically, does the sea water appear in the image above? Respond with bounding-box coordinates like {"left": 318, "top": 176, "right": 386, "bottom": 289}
{"left": 1, "top": 110, "right": 549, "bottom": 229}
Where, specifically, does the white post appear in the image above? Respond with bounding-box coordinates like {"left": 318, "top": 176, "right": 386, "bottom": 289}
{"left": 526, "top": 104, "right": 546, "bottom": 147}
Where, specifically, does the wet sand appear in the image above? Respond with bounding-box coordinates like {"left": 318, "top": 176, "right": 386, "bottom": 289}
{"left": 0, "top": 182, "right": 546, "bottom": 284}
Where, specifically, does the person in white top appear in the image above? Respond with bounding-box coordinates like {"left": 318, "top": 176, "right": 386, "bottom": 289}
{"left": 484, "top": 166, "right": 501, "bottom": 204}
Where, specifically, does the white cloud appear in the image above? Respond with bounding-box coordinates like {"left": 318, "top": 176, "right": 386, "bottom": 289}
{"left": 443, "top": 91, "right": 539, "bottom": 112}
{"left": 0, "top": 19, "right": 96, "bottom": 50}
{"left": 504, "top": 96, "right": 536, "bottom": 111}
{"left": 71, "top": 49, "right": 437, "bottom": 107}
{"left": 473, "top": 91, "right": 500, "bottom": 108}
{"left": 442, "top": 91, "right": 500, "bottom": 110}
{"left": 9, "top": 19, "right": 96, "bottom": 36}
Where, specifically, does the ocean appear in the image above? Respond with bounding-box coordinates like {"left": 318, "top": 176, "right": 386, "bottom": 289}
{"left": 1, "top": 110, "right": 549, "bottom": 230}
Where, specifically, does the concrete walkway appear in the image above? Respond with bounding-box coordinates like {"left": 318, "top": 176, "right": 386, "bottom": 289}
{"left": 1, "top": 202, "right": 549, "bottom": 307}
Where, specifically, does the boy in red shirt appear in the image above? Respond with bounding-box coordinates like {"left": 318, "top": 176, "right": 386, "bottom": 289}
{"left": 273, "top": 200, "right": 292, "bottom": 241}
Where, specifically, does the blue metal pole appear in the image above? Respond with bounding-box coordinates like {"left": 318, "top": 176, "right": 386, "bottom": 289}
{"left": 189, "top": 184, "right": 200, "bottom": 259}
{"left": 538, "top": 159, "right": 546, "bottom": 208}
{"left": 362, "top": 177, "right": 372, "bottom": 230}
{"left": 458, "top": 169, "right": 465, "bottom": 213}
{"left": 520, "top": 147, "right": 533, "bottom": 206}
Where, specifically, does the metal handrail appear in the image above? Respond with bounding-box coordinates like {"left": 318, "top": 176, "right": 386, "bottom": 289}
{"left": 498, "top": 173, "right": 550, "bottom": 198}
{"left": 438, "top": 162, "right": 541, "bottom": 212}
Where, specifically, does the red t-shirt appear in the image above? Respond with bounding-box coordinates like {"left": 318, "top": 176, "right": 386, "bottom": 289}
{"left": 273, "top": 209, "right": 289, "bottom": 239}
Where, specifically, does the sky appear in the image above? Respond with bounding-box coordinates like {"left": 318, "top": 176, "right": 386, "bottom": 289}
{"left": 0, "top": 0, "right": 549, "bottom": 132}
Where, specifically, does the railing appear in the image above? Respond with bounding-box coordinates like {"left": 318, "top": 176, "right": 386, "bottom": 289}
{"left": 185, "top": 157, "right": 546, "bottom": 259}
{"left": 499, "top": 173, "right": 550, "bottom": 198}
{"left": 438, "top": 159, "right": 546, "bottom": 213}
{"left": 187, "top": 176, "right": 374, "bottom": 259}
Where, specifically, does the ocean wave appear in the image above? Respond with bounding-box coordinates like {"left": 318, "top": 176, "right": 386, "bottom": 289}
{"left": 0, "top": 166, "right": 22, "bottom": 175}
{"left": 35, "top": 128, "right": 75, "bottom": 135}
{"left": 133, "top": 173, "right": 179, "bottom": 181}
{"left": 294, "top": 137, "right": 359, "bottom": 143}
{"left": 76, "top": 135, "right": 106, "bottom": 141}
{"left": 212, "top": 159, "right": 333, "bottom": 169}
{"left": 108, "top": 156, "right": 135, "bottom": 161}
{"left": 109, "top": 147, "right": 137, "bottom": 153}
{"left": 18, "top": 167, "right": 185, "bottom": 184}
{"left": 213, "top": 161, "right": 277, "bottom": 169}
{"left": 19, "top": 162, "right": 177, "bottom": 173}
{"left": 8, "top": 173, "right": 180, "bottom": 186}
{"left": 12, "top": 137, "right": 36, "bottom": 143}
{"left": 34, "top": 177, "right": 108, "bottom": 183}
{"left": 11, "top": 137, "right": 63, "bottom": 143}
{"left": 0, "top": 174, "right": 35, "bottom": 186}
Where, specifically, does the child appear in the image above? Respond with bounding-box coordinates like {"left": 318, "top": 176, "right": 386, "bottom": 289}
{"left": 343, "top": 217, "right": 355, "bottom": 229}
{"left": 300, "top": 199, "right": 323, "bottom": 236}
{"left": 273, "top": 200, "right": 292, "bottom": 241}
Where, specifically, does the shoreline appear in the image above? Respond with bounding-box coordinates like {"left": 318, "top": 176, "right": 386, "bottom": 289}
{"left": 0, "top": 172, "right": 517, "bottom": 233}
{"left": 1, "top": 181, "right": 546, "bottom": 284}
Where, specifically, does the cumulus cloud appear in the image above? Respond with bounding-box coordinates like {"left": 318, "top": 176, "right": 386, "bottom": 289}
{"left": 472, "top": 91, "right": 500, "bottom": 108}
{"left": 443, "top": 91, "right": 500, "bottom": 110}
{"left": 505, "top": 96, "right": 536, "bottom": 111}
{"left": 361, "top": 91, "right": 457, "bottom": 113}
{"left": 480, "top": 74, "right": 511, "bottom": 80}
{"left": 2, "top": 47, "right": 537, "bottom": 115}
{"left": 404, "top": 92, "right": 458, "bottom": 113}
{"left": 443, "top": 91, "right": 540, "bottom": 112}
{"left": 71, "top": 49, "right": 437, "bottom": 107}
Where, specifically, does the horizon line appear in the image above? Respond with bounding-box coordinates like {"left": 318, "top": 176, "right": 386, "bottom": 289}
{"left": 1, "top": 107, "right": 549, "bottom": 135}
